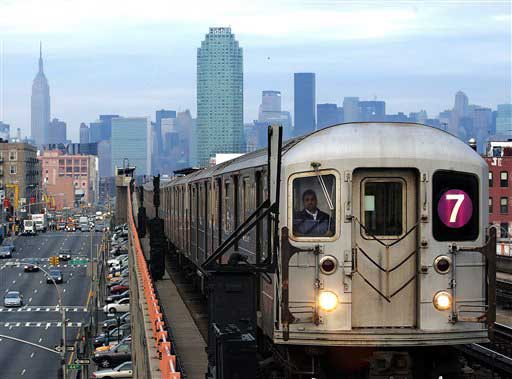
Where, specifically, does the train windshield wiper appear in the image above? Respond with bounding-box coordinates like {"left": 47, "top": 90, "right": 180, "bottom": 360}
{"left": 314, "top": 169, "right": 334, "bottom": 211}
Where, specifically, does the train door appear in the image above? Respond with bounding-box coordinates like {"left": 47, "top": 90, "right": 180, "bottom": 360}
{"left": 351, "top": 169, "right": 418, "bottom": 327}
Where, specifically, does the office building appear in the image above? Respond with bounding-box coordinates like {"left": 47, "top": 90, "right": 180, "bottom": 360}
{"left": 97, "top": 140, "right": 112, "bottom": 178}
{"left": 496, "top": 104, "right": 512, "bottom": 137}
{"left": 31, "top": 43, "right": 51, "bottom": 146}
{"left": 0, "top": 122, "right": 10, "bottom": 141}
{"left": 449, "top": 91, "right": 469, "bottom": 137}
{"left": 254, "top": 91, "right": 292, "bottom": 147}
{"left": 79, "top": 123, "right": 90, "bottom": 144}
{"left": 471, "top": 107, "right": 492, "bottom": 152}
{"left": 47, "top": 118, "right": 67, "bottom": 145}
{"left": 317, "top": 103, "right": 341, "bottom": 129}
{"left": 343, "top": 97, "right": 360, "bottom": 122}
{"left": 90, "top": 114, "right": 119, "bottom": 143}
{"left": 111, "top": 117, "right": 150, "bottom": 176}
{"left": 196, "top": 27, "right": 244, "bottom": 166}
{"left": 359, "top": 101, "right": 386, "bottom": 121}
{"left": 294, "top": 73, "right": 316, "bottom": 136}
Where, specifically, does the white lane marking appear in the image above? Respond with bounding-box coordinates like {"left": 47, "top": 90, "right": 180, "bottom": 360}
{"left": 38, "top": 337, "right": 42, "bottom": 342}
{"left": 25, "top": 322, "right": 30, "bottom": 327}
{"left": 15, "top": 322, "right": 20, "bottom": 327}
{"left": 30, "top": 352, "right": 35, "bottom": 358}
{"left": 63, "top": 289, "right": 66, "bottom": 293}
{"left": 34, "top": 289, "right": 37, "bottom": 293}
{"left": 12, "top": 280, "right": 15, "bottom": 284}
{"left": 20, "top": 369, "right": 26, "bottom": 375}
{"left": 36, "top": 308, "right": 40, "bottom": 311}
{"left": 28, "top": 298, "right": 32, "bottom": 303}
{"left": 39, "top": 280, "right": 42, "bottom": 284}
{"left": 37, "top": 323, "right": 41, "bottom": 327}
{"left": 45, "top": 323, "right": 50, "bottom": 329}
{"left": 57, "top": 322, "right": 62, "bottom": 327}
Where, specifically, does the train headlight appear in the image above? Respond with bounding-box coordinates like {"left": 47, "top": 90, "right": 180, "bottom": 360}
{"left": 318, "top": 291, "right": 338, "bottom": 312}
{"left": 434, "top": 255, "right": 452, "bottom": 274}
{"left": 433, "top": 291, "right": 452, "bottom": 311}
{"left": 319, "top": 256, "right": 338, "bottom": 275}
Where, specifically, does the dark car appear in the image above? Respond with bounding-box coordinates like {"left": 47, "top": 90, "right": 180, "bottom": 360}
{"left": 106, "top": 290, "right": 129, "bottom": 304}
{"left": 102, "top": 312, "right": 131, "bottom": 332}
{"left": 92, "top": 342, "right": 131, "bottom": 368}
{"left": 58, "top": 249, "right": 72, "bottom": 261}
{"left": 47, "top": 269, "right": 63, "bottom": 284}
{"left": 93, "top": 323, "right": 131, "bottom": 347}
{"left": 109, "top": 284, "right": 129, "bottom": 295}
{"left": 23, "top": 258, "right": 40, "bottom": 272}
{"left": 0, "top": 245, "right": 14, "bottom": 258}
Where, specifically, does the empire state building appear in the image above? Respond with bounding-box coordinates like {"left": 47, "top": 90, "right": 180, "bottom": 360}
{"left": 31, "top": 43, "right": 51, "bottom": 146}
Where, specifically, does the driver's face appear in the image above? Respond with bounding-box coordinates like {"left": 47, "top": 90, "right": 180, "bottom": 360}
{"left": 303, "top": 194, "right": 317, "bottom": 212}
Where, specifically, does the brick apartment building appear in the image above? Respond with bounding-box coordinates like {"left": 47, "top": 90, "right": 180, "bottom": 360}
{"left": 39, "top": 150, "right": 99, "bottom": 208}
{"left": 486, "top": 142, "right": 512, "bottom": 248}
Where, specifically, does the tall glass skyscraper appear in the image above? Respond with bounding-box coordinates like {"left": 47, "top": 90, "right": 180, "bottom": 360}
{"left": 31, "top": 43, "right": 51, "bottom": 146}
{"left": 111, "top": 117, "right": 151, "bottom": 176}
{"left": 496, "top": 104, "right": 512, "bottom": 137}
{"left": 196, "top": 27, "right": 244, "bottom": 166}
{"left": 294, "top": 73, "right": 316, "bottom": 137}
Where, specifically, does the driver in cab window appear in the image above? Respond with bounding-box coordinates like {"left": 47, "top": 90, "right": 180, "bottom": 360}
{"left": 293, "top": 189, "right": 335, "bottom": 237}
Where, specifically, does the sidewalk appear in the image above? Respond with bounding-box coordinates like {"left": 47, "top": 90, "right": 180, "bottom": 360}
{"left": 141, "top": 237, "right": 208, "bottom": 379}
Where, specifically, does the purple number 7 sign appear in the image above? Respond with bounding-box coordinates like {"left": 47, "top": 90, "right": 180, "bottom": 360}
{"left": 437, "top": 189, "right": 473, "bottom": 228}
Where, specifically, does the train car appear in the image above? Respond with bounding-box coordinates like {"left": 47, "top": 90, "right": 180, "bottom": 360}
{"left": 143, "top": 122, "right": 494, "bottom": 378}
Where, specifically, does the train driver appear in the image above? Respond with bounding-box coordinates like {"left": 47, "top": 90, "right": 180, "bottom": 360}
{"left": 293, "top": 189, "right": 335, "bottom": 237}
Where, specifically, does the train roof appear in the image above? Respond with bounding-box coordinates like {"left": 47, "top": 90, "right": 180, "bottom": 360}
{"left": 146, "top": 122, "right": 486, "bottom": 190}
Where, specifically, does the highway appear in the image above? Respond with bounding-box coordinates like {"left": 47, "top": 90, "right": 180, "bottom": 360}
{"left": 0, "top": 230, "right": 102, "bottom": 378}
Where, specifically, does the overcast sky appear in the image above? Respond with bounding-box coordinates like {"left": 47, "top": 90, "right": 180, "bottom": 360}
{"left": 0, "top": 0, "right": 510, "bottom": 141}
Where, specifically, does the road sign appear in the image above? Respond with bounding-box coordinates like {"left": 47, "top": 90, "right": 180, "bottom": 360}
{"left": 67, "top": 364, "right": 81, "bottom": 370}
{"left": 74, "top": 358, "right": 90, "bottom": 365}
{"left": 70, "top": 259, "right": 88, "bottom": 265}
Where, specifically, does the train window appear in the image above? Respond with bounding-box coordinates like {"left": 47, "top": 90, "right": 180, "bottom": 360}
{"left": 224, "top": 181, "right": 232, "bottom": 233}
{"left": 291, "top": 173, "right": 336, "bottom": 238}
{"left": 433, "top": 170, "right": 479, "bottom": 241}
{"left": 501, "top": 222, "right": 509, "bottom": 238}
{"left": 363, "top": 181, "right": 403, "bottom": 237}
{"left": 489, "top": 172, "right": 493, "bottom": 187}
{"left": 500, "top": 197, "right": 508, "bottom": 214}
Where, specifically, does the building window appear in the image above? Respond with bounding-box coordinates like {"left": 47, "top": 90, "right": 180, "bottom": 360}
{"left": 66, "top": 167, "right": 72, "bottom": 173}
{"left": 500, "top": 197, "right": 508, "bottom": 214}
{"left": 9, "top": 165, "right": 16, "bottom": 175}
{"left": 501, "top": 222, "right": 509, "bottom": 238}
{"left": 66, "top": 159, "right": 72, "bottom": 165}
{"left": 0, "top": 152, "right": 3, "bottom": 160}
{"left": 489, "top": 172, "right": 493, "bottom": 187}
{"left": 501, "top": 171, "right": 508, "bottom": 187}
{"left": 59, "top": 159, "right": 65, "bottom": 165}
{"left": 489, "top": 197, "right": 493, "bottom": 214}
{"left": 9, "top": 151, "right": 17, "bottom": 161}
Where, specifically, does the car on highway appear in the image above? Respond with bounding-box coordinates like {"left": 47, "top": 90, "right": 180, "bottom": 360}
{"left": 0, "top": 245, "right": 13, "bottom": 258}
{"left": 24, "top": 258, "right": 40, "bottom": 272}
{"left": 103, "top": 312, "right": 130, "bottom": 332}
{"left": 92, "top": 342, "right": 131, "bottom": 368}
{"left": 58, "top": 249, "right": 72, "bottom": 261}
{"left": 47, "top": 269, "right": 63, "bottom": 284}
{"left": 65, "top": 223, "right": 76, "bottom": 232}
{"left": 4, "top": 291, "right": 23, "bottom": 307}
{"left": 91, "top": 360, "right": 132, "bottom": 378}
{"left": 57, "top": 222, "right": 66, "bottom": 231}
{"left": 103, "top": 297, "right": 130, "bottom": 314}
{"left": 94, "top": 323, "right": 131, "bottom": 347}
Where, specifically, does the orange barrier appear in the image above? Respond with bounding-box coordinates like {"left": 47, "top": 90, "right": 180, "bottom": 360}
{"left": 127, "top": 189, "right": 181, "bottom": 379}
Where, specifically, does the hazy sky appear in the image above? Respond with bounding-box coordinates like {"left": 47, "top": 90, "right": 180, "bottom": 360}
{"left": 0, "top": 0, "right": 510, "bottom": 141}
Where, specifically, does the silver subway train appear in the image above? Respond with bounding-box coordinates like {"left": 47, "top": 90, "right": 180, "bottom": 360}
{"left": 143, "top": 122, "right": 495, "bottom": 378}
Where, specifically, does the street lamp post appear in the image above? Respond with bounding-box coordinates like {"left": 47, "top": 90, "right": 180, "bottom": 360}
{"left": 33, "top": 264, "right": 68, "bottom": 379}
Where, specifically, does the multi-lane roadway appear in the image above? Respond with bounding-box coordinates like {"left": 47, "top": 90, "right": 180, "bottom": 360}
{"left": 0, "top": 230, "right": 102, "bottom": 378}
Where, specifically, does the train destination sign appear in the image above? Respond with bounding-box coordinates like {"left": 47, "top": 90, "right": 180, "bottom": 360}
{"left": 437, "top": 189, "right": 473, "bottom": 228}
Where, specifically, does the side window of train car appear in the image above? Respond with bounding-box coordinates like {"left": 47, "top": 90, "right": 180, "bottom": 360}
{"left": 433, "top": 170, "right": 479, "bottom": 241}
{"left": 224, "top": 180, "right": 232, "bottom": 233}
{"left": 362, "top": 179, "right": 405, "bottom": 238}
{"left": 242, "top": 177, "right": 251, "bottom": 241}
{"left": 289, "top": 171, "right": 338, "bottom": 240}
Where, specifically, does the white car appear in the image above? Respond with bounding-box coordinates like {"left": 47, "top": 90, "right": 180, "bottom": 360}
{"left": 103, "top": 298, "right": 130, "bottom": 314}
{"left": 92, "top": 361, "right": 132, "bottom": 378}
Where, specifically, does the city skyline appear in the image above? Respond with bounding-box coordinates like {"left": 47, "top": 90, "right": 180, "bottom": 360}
{"left": 0, "top": 1, "right": 509, "bottom": 141}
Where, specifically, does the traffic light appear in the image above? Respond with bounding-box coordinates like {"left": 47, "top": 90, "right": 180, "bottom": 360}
{"left": 49, "top": 256, "right": 59, "bottom": 266}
